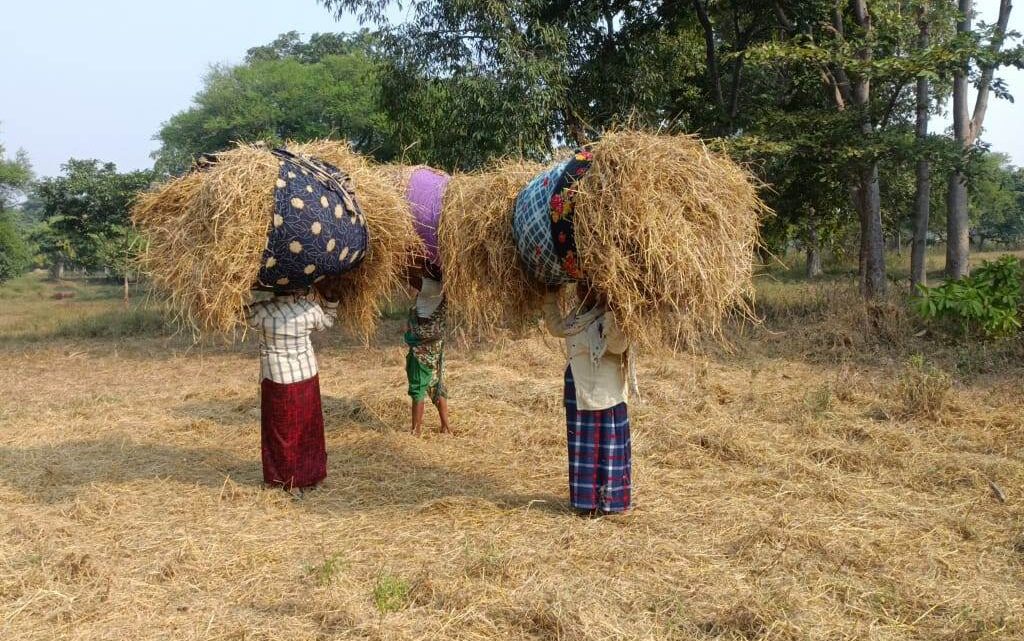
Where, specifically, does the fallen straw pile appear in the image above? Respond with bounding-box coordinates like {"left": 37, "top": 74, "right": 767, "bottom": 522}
{"left": 132, "top": 141, "right": 421, "bottom": 338}
{"left": 438, "top": 131, "right": 766, "bottom": 349}
{"left": 437, "top": 159, "right": 547, "bottom": 335}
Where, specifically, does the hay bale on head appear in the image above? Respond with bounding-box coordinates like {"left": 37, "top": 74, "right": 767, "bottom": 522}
{"left": 437, "top": 159, "right": 548, "bottom": 335}
{"left": 133, "top": 146, "right": 275, "bottom": 335}
{"left": 288, "top": 141, "right": 424, "bottom": 336}
{"left": 570, "top": 131, "right": 765, "bottom": 348}
{"left": 437, "top": 131, "right": 765, "bottom": 349}
{"left": 378, "top": 164, "right": 451, "bottom": 269}
{"left": 132, "top": 141, "right": 421, "bottom": 338}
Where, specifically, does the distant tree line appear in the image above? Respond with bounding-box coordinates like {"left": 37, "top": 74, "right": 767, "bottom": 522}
{"left": 3, "top": 0, "right": 1023, "bottom": 308}
{"left": 0, "top": 135, "right": 153, "bottom": 284}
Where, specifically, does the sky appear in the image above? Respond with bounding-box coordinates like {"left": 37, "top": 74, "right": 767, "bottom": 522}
{"left": 0, "top": 0, "right": 367, "bottom": 178}
{"left": 1, "top": 0, "right": 1021, "bottom": 179}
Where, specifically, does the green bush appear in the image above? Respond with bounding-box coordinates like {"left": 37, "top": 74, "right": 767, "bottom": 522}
{"left": 0, "top": 212, "right": 32, "bottom": 283}
{"left": 372, "top": 573, "right": 410, "bottom": 616}
{"left": 913, "top": 255, "right": 1023, "bottom": 338}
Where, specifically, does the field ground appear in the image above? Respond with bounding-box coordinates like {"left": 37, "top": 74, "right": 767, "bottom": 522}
{"left": 1, "top": 253, "right": 1023, "bottom": 641}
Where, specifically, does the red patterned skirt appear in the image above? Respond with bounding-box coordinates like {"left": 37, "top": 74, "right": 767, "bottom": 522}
{"left": 260, "top": 375, "right": 327, "bottom": 489}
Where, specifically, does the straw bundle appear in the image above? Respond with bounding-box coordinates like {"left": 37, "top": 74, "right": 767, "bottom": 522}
{"left": 289, "top": 141, "right": 423, "bottom": 337}
{"left": 437, "top": 159, "right": 547, "bottom": 335}
{"left": 133, "top": 141, "right": 421, "bottom": 338}
{"left": 571, "top": 130, "right": 766, "bottom": 348}
{"left": 367, "top": 162, "right": 453, "bottom": 268}
{"left": 437, "top": 131, "right": 765, "bottom": 349}
{"left": 132, "top": 145, "right": 276, "bottom": 335}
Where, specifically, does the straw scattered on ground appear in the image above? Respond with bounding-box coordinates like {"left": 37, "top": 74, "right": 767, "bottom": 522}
{"left": 1, "top": 273, "right": 1022, "bottom": 640}
{"left": 132, "top": 142, "right": 421, "bottom": 339}
{"left": 438, "top": 159, "right": 548, "bottom": 336}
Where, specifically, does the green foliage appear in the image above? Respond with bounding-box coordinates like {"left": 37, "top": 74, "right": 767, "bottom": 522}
{"left": 305, "top": 553, "right": 347, "bottom": 587}
{"left": 33, "top": 160, "right": 154, "bottom": 272}
{"left": 969, "top": 154, "right": 1024, "bottom": 247}
{"left": 318, "top": 1, "right": 722, "bottom": 169}
{"left": 914, "top": 255, "right": 1024, "bottom": 338}
{"left": 0, "top": 136, "right": 33, "bottom": 212}
{"left": 154, "top": 31, "right": 391, "bottom": 174}
{"left": 372, "top": 573, "right": 410, "bottom": 615}
{"left": 0, "top": 211, "right": 32, "bottom": 283}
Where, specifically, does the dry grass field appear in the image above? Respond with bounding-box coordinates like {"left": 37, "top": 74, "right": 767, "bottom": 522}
{"left": 1, "top": 259, "right": 1023, "bottom": 640}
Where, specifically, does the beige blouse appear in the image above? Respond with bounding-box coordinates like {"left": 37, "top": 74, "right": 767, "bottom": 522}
{"left": 543, "top": 295, "right": 629, "bottom": 411}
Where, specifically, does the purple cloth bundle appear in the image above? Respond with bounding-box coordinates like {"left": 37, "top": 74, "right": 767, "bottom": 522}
{"left": 406, "top": 167, "right": 450, "bottom": 267}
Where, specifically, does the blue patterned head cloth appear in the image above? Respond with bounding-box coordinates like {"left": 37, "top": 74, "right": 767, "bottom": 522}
{"left": 512, "top": 151, "right": 593, "bottom": 286}
{"left": 256, "top": 149, "right": 369, "bottom": 292}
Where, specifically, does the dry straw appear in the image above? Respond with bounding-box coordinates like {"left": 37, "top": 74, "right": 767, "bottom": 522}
{"left": 573, "top": 130, "right": 767, "bottom": 349}
{"left": 132, "top": 145, "right": 276, "bottom": 335}
{"left": 437, "top": 130, "right": 766, "bottom": 349}
{"left": 438, "top": 159, "right": 548, "bottom": 336}
{"left": 132, "top": 141, "right": 421, "bottom": 338}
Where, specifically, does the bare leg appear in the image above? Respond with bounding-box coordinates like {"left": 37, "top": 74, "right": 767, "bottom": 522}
{"left": 434, "top": 396, "right": 451, "bottom": 434}
{"left": 411, "top": 400, "right": 426, "bottom": 436}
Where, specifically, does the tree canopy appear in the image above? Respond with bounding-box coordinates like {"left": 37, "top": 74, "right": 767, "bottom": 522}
{"left": 33, "top": 160, "right": 154, "bottom": 273}
{"left": 154, "top": 31, "right": 391, "bottom": 175}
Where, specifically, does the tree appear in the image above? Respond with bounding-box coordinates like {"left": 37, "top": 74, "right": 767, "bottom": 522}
{"left": 945, "top": 0, "right": 1016, "bottom": 278}
{"left": 911, "top": 1, "right": 934, "bottom": 289}
{"left": 0, "top": 211, "right": 32, "bottom": 283}
{"left": 154, "top": 31, "right": 392, "bottom": 174}
{"left": 970, "top": 154, "right": 1024, "bottom": 249}
{"left": 33, "top": 160, "right": 154, "bottom": 276}
{"left": 0, "top": 135, "right": 33, "bottom": 212}
{"left": 316, "top": 0, "right": 768, "bottom": 168}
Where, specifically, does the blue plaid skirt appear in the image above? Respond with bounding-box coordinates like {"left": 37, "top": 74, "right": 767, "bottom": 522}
{"left": 564, "top": 366, "right": 632, "bottom": 513}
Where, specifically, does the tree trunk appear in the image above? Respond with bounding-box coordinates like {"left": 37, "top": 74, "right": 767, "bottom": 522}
{"left": 848, "top": 0, "right": 886, "bottom": 299}
{"left": 946, "top": 167, "right": 970, "bottom": 278}
{"left": 806, "top": 210, "right": 824, "bottom": 278}
{"left": 51, "top": 258, "right": 65, "bottom": 281}
{"left": 123, "top": 272, "right": 130, "bottom": 306}
{"left": 858, "top": 163, "right": 887, "bottom": 298}
{"left": 945, "top": 0, "right": 1013, "bottom": 278}
{"left": 693, "top": 0, "right": 726, "bottom": 120}
{"left": 910, "top": 5, "right": 932, "bottom": 291}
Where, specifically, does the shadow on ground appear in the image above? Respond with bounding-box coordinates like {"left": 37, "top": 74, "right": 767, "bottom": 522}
{"left": 0, "top": 432, "right": 572, "bottom": 516}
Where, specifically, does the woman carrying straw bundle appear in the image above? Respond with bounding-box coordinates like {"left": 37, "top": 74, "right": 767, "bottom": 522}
{"left": 247, "top": 287, "right": 338, "bottom": 492}
{"left": 404, "top": 261, "right": 452, "bottom": 436}
{"left": 544, "top": 283, "right": 635, "bottom": 515}
{"left": 242, "top": 148, "right": 370, "bottom": 491}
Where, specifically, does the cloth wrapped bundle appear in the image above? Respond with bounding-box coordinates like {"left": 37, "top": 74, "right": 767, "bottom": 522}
{"left": 405, "top": 167, "right": 450, "bottom": 267}
{"left": 133, "top": 140, "right": 421, "bottom": 337}
{"left": 257, "top": 150, "right": 369, "bottom": 292}
{"left": 512, "top": 151, "right": 593, "bottom": 286}
{"left": 436, "top": 130, "right": 766, "bottom": 350}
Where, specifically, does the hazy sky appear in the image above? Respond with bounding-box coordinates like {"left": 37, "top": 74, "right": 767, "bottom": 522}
{"left": 1, "top": 0, "right": 1020, "bottom": 178}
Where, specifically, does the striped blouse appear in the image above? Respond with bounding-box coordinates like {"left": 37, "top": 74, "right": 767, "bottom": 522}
{"left": 247, "top": 296, "right": 339, "bottom": 384}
